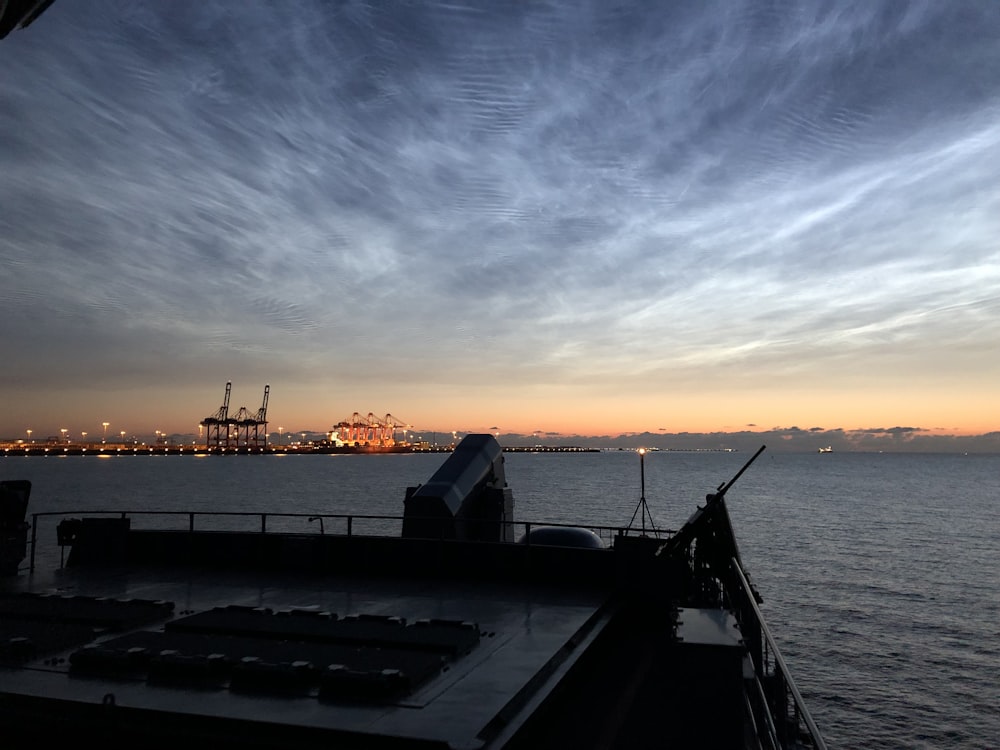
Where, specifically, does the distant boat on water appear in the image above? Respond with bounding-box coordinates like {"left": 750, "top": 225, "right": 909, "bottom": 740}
{"left": 818, "top": 446, "right": 833, "bottom": 453}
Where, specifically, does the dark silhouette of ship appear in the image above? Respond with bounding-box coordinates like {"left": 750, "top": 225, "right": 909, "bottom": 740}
{"left": 1, "top": 434, "right": 825, "bottom": 748}
{"left": 0, "top": 0, "right": 55, "bottom": 39}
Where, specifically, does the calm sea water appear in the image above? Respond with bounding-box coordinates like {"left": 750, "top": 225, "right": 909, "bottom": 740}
{"left": 4, "top": 449, "right": 999, "bottom": 750}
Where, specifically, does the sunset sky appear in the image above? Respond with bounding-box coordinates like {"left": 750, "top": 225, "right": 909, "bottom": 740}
{"left": 2, "top": 1, "right": 999, "bottom": 443}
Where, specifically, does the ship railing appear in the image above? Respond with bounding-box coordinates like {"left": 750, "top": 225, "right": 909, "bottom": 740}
{"left": 727, "top": 555, "right": 827, "bottom": 750}
{"left": 27, "top": 510, "right": 631, "bottom": 571}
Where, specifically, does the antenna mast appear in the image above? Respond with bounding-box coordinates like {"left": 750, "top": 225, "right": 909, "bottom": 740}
{"left": 626, "top": 448, "right": 660, "bottom": 536}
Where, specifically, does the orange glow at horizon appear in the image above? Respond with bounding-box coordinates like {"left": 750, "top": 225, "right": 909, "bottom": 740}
{"left": 5, "top": 384, "right": 995, "bottom": 440}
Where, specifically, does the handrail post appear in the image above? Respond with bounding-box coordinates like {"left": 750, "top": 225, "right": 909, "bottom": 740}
{"left": 30, "top": 513, "right": 38, "bottom": 572}
{"left": 189, "top": 513, "right": 195, "bottom": 532}
{"left": 261, "top": 514, "right": 267, "bottom": 533}
{"left": 347, "top": 516, "right": 352, "bottom": 537}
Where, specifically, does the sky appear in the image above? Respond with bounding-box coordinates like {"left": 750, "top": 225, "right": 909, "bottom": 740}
{"left": 2, "top": 1, "right": 999, "bottom": 449}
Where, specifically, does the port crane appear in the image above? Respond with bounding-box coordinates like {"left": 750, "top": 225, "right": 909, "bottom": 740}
{"left": 200, "top": 382, "right": 269, "bottom": 450}
{"left": 332, "top": 412, "right": 407, "bottom": 447}
{"left": 200, "top": 381, "right": 232, "bottom": 449}
{"left": 230, "top": 385, "right": 269, "bottom": 449}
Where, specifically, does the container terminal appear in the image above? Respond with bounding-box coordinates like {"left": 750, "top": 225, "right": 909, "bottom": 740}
{"left": 4, "top": 382, "right": 598, "bottom": 455}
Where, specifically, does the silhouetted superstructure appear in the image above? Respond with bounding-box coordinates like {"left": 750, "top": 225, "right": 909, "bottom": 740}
{"left": 0, "top": 480, "right": 31, "bottom": 575}
{"left": 0, "top": 436, "right": 828, "bottom": 748}
{"left": 0, "top": 0, "right": 55, "bottom": 39}
{"left": 200, "top": 382, "right": 269, "bottom": 450}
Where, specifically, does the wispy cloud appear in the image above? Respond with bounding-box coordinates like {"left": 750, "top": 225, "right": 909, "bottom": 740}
{"left": 2, "top": 1, "right": 998, "bottom": 437}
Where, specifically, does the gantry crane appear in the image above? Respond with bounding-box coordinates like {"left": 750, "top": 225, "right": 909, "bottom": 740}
{"left": 255, "top": 385, "right": 269, "bottom": 447}
{"left": 230, "top": 384, "right": 270, "bottom": 449}
{"left": 381, "top": 414, "right": 407, "bottom": 445}
{"left": 200, "top": 381, "right": 232, "bottom": 449}
{"left": 200, "top": 382, "right": 269, "bottom": 450}
{"left": 331, "top": 411, "right": 407, "bottom": 447}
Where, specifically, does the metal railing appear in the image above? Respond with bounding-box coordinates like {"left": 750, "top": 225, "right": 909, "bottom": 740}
{"left": 27, "top": 509, "right": 650, "bottom": 572}
{"left": 18, "top": 507, "right": 824, "bottom": 749}
{"left": 728, "top": 556, "right": 827, "bottom": 750}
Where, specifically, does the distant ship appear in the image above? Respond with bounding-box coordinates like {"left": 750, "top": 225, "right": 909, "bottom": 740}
{"left": 818, "top": 446, "right": 833, "bottom": 453}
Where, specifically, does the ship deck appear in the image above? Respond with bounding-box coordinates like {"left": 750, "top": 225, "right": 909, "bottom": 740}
{"left": 1, "top": 437, "right": 827, "bottom": 749}
{"left": 2, "top": 556, "right": 615, "bottom": 749}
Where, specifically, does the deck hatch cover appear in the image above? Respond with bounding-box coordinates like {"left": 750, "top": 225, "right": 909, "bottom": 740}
{"left": 67, "top": 605, "right": 481, "bottom": 703}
